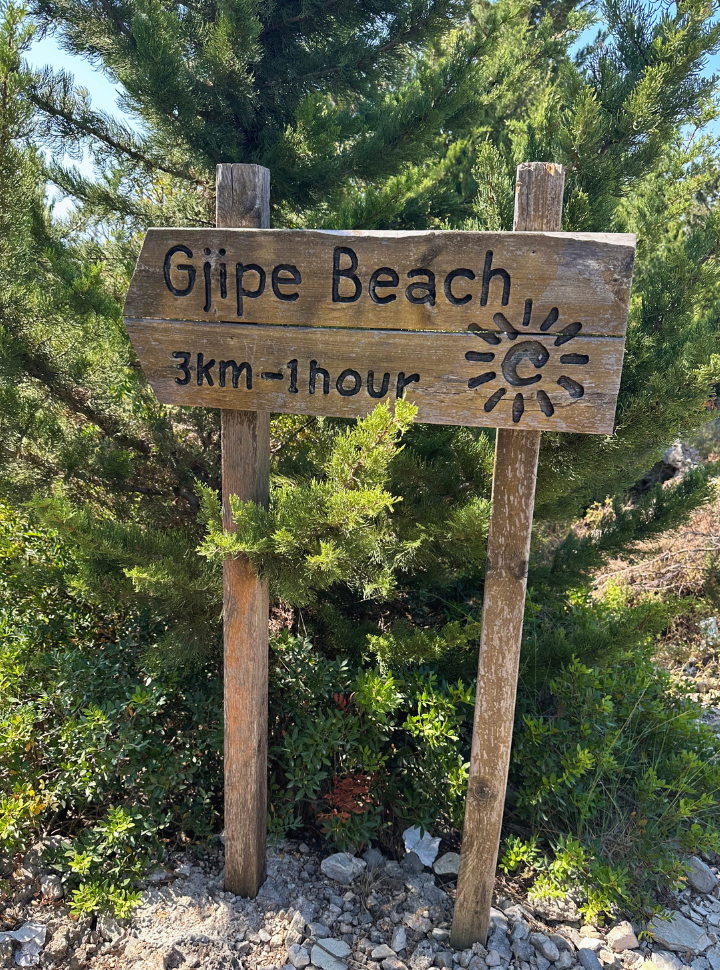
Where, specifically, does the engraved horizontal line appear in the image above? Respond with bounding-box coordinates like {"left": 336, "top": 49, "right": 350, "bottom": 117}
{"left": 124, "top": 317, "right": 628, "bottom": 340}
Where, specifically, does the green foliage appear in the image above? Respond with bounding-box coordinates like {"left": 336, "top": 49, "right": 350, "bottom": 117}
{"left": 268, "top": 632, "right": 475, "bottom": 847}
{"left": 0, "top": 505, "right": 224, "bottom": 915}
{"left": 506, "top": 652, "right": 720, "bottom": 920}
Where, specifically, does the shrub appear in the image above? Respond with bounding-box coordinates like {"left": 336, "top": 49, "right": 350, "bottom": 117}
{"left": 504, "top": 651, "right": 720, "bottom": 921}
{"left": 0, "top": 505, "right": 223, "bottom": 916}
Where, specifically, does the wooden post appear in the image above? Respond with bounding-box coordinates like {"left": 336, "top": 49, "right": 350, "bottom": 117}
{"left": 450, "top": 162, "right": 566, "bottom": 948}
{"left": 217, "top": 163, "right": 271, "bottom": 897}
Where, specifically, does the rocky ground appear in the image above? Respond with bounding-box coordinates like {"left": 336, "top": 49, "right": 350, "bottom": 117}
{"left": 2, "top": 838, "right": 720, "bottom": 970}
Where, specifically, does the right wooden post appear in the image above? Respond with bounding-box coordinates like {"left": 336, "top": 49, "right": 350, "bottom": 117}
{"left": 450, "top": 162, "right": 566, "bottom": 949}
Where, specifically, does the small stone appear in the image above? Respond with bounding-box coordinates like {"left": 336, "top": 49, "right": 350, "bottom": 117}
{"left": 410, "top": 941, "right": 435, "bottom": 970}
{"left": 97, "top": 916, "right": 123, "bottom": 942}
{"left": 311, "top": 922, "right": 332, "bottom": 939}
{"left": 707, "top": 949, "right": 720, "bottom": 970}
{"left": 608, "top": 925, "right": 639, "bottom": 953}
{"left": 435, "top": 953, "right": 454, "bottom": 969}
{"left": 512, "top": 942, "right": 535, "bottom": 962}
{"left": 405, "top": 915, "right": 432, "bottom": 936}
{"left": 531, "top": 935, "right": 561, "bottom": 963}
{"left": 650, "top": 952, "right": 684, "bottom": 970}
{"left": 433, "top": 854, "right": 461, "bottom": 877}
{"left": 311, "top": 939, "right": 351, "bottom": 970}
{"left": 468, "top": 959, "right": 487, "bottom": 970}
{"left": 556, "top": 953, "right": 575, "bottom": 970}
{"left": 579, "top": 951, "right": 604, "bottom": 970}
{"left": 299, "top": 843, "right": 311, "bottom": 854}
{"left": 485, "top": 952, "right": 503, "bottom": 968}
{"left": 579, "top": 941, "right": 604, "bottom": 953}
{"left": 692, "top": 959, "right": 711, "bottom": 970}
{"left": 687, "top": 858, "right": 719, "bottom": 895}
{"left": 623, "top": 954, "right": 643, "bottom": 970}
{"left": 374, "top": 947, "right": 398, "bottom": 961}
{"left": 288, "top": 945, "right": 311, "bottom": 969}
{"left": 363, "top": 848, "right": 385, "bottom": 868}
{"left": 384, "top": 959, "right": 409, "bottom": 970}
{"left": 489, "top": 910, "right": 509, "bottom": 934}
{"left": 392, "top": 927, "right": 408, "bottom": 953}
{"left": 432, "top": 930, "right": 451, "bottom": 943}
{"left": 459, "top": 952, "right": 474, "bottom": 970}
{"left": 320, "top": 854, "right": 367, "bottom": 887}
{"left": 512, "top": 923, "right": 530, "bottom": 943}
{"left": 287, "top": 912, "right": 308, "bottom": 948}
{"left": 400, "top": 853, "right": 425, "bottom": 875}
{"left": 504, "top": 906, "right": 534, "bottom": 924}
{"left": 39, "top": 873, "right": 64, "bottom": 901}
{"left": 260, "top": 929, "right": 273, "bottom": 943}
{"left": 598, "top": 949, "right": 618, "bottom": 966}
{"left": 649, "top": 913, "right": 712, "bottom": 954}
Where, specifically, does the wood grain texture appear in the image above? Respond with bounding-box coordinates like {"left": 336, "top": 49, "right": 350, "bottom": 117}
{"left": 124, "top": 227, "right": 636, "bottom": 337}
{"left": 450, "top": 162, "right": 565, "bottom": 949}
{"left": 218, "top": 163, "right": 271, "bottom": 899}
{"left": 125, "top": 319, "right": 623, "bottom": 433}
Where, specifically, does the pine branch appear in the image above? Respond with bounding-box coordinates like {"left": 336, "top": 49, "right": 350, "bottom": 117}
{"left": 28, "top": 70, "right": 208, "bottom": 187}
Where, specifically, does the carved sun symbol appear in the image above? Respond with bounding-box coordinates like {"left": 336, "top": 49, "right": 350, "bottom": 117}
{"left": 465, "top": 300, "right": 588, "bottom": 423}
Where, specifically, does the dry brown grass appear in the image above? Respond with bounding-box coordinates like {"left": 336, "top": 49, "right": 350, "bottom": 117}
{"left": 591, "top": 475, "right": 720, "bottom": 709}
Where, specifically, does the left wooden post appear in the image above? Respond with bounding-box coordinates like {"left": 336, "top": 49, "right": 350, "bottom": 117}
{"left": 216, "top": 163, "right": 271, "bottom": 897}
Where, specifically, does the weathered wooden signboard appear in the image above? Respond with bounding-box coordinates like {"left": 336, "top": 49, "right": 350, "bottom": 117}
{"left": 125, "top": 229, "right": 634, "bottom": 433}
{"left": 123, "top": 162, "right": 636, "bottom": 951}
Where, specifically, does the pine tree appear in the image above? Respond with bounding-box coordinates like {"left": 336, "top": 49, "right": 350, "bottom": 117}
{"left": 0, "top": 0, "right": 719, "bottom": 666}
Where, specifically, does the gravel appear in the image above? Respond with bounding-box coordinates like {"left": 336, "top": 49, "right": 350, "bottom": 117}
{"left": 0, "top": 838, "right": 718, "bottom": 970}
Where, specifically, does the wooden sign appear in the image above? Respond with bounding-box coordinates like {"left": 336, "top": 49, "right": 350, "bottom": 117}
{"left": 123, "top": 162, "right": 637, "bottom": 950}
{"left": 124, "top": 228, "right": 635, "bottom": 433}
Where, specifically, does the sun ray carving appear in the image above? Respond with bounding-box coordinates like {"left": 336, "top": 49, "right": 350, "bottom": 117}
{"left": 465, "top": 302, "right": 589, "bottom": 422}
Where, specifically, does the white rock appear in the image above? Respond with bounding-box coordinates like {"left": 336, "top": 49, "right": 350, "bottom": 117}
{"left": 287, "top": 944, "right": 310, "bottom": 969}
{"left": 403, "top": 827, "right": 441, "bottom": 867}
{"left": 607, "top": 923, "right": 639, "bottom": 952}
{"left": 649, "top": 913, "right": 712, "bottom": 954}
{"left": 40, "top": 873, "right": 63, "bottom": 901}
{"left": 579, "top": 940, "right": 604, "bottom": 952}
{"left": 392, "top": 927, "right": 408, "bottom": 952}
{"left": 286, "top": 911, "right": 307, "bottom": 948}
{"left": 687, "top": 858, "right": 719, "bottom": 895}
{"left": 433, "top": 853, "right": 461, "bottom": 876}
{"left": 311, "top": 939, "right": 351, "bottom": 970}
{"left": 320, "top": 853, "right": 367, "bottom": 886}
{"left": 650, "top": 952, "right": 684, "bottom": 970}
